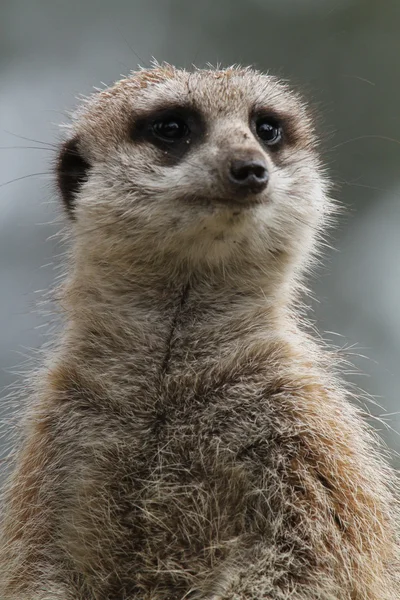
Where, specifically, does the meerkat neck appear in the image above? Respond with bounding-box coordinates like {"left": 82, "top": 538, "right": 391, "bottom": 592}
{"left": 63, "top": 246, "right": 293, "bottom": 328}
{"left": 58, "top": 246, "right": 294, "bottom": 380}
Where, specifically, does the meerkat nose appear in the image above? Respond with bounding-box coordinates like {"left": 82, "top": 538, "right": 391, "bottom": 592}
{"left": 229, "top": 158, "right": 269, "bottom": 194}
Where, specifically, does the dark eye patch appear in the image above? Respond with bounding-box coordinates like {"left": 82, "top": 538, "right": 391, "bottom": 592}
{"left": 57, "top": 136, "right": 91, "bottom": 218}
{"left": 250, "top": 108, "right": 299, "bottom": 151}
{"left": 129, "top": 105, "right": 205, "bottom": 164}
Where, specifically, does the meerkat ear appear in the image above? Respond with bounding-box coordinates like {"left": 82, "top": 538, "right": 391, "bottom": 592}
{"left": 57, "top": 136, "right": 91, "bottom": 218}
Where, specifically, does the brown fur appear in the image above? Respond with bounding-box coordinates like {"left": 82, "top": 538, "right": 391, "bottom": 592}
{"left": 0, "top": 64, "right": 399, "bottom": 599}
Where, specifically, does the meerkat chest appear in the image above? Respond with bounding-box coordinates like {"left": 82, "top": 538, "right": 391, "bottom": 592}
{"left": 121, "top": 339, "right": 277, "bottom": 521}
{"left": 57, "top": 308, "right": 294, "bottom": 595}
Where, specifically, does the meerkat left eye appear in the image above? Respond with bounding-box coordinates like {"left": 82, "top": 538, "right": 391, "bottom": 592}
{"left": 255, "top": 117, "right": 282, "bottom": 146}
{"left": 152, "top": 116, "right": 190, "bottom": 142}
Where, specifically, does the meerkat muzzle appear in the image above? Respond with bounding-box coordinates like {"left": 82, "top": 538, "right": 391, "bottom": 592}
{"left": 228, "top": 157, "right": 269, "bottom": 194}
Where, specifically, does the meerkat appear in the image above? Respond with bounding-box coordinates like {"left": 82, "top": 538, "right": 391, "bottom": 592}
{"left": 0, "top": 63, "right": 399, "bottom": 600}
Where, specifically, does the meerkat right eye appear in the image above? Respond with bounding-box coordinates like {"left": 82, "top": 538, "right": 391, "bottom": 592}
{"left": 152, "top": 116, "right": 190, "bottom": 142}
{"left": 254, "top": 116, "right": 282, "bottom": 147}
{"left": 130, "top": 106, "right": 205, "bottom": 162}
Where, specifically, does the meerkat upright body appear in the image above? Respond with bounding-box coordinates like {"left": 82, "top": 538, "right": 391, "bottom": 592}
{"left": 0, "top": 65, "right": 399, "bottom": 600}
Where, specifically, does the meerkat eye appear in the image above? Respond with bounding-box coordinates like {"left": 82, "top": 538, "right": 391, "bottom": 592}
{"left": 152, "top": 116, "right": 190, "bottom": 142}
{"left": 255, "top": 117, "right": 282, "bottom": 146}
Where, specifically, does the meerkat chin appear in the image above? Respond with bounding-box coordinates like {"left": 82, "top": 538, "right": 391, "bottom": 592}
{"left": 0, "top": 64, "right": 399, "bottom": 600}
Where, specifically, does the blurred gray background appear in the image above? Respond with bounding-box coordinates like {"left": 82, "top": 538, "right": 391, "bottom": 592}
{"left": 1, "top": 0, "right": 400, "bottom": 463}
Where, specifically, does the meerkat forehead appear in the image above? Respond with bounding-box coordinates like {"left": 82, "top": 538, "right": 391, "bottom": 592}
{"left": 71, "top": 65, "right": 314, "bottom": 155}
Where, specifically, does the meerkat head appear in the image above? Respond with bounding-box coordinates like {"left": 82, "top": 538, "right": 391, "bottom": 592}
{"left": 57, "top": 64, "right": 330, "bottom": 278}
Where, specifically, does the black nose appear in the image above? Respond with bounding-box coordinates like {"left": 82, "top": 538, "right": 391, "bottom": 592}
{"left": 229, "top": 159, "right": 269, "bottom": 193}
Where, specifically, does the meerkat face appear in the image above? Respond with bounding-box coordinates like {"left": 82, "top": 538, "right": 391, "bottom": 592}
{"left": 57, "top": 65, "right": 330, "bottom": 269}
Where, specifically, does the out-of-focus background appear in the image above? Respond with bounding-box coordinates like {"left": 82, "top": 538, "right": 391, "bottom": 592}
{"left": 1, "top": 0, "right": 399, "bottom": 464}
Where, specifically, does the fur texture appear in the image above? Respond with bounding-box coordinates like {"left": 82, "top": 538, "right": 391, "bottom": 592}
{"left": 0, "top": 64, "right": 399, "bottom": 599}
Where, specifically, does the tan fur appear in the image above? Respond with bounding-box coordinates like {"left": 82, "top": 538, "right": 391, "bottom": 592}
{"left": 0, "top": 64, "right": 399, "bottom": 599}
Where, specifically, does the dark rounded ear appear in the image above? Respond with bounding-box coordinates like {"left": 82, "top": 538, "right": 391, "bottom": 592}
{"left": 57, "top": 136, "right": 91, "bottom": 218}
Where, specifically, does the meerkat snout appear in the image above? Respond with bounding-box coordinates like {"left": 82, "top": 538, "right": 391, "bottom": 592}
{"left": 228, "top": 156, "right": 269, "bottom": 195}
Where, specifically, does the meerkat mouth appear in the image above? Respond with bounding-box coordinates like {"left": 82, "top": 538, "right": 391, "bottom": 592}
{"left": 216, "top": 196, "right": 265, "bottom": 208}
{"left": 186, "top": 194, "right": 266, "bottom": 211}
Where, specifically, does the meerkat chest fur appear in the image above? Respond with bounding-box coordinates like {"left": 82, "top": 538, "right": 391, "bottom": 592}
{"left": 0, "top": 64, "right": 399, "bottom": 600}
